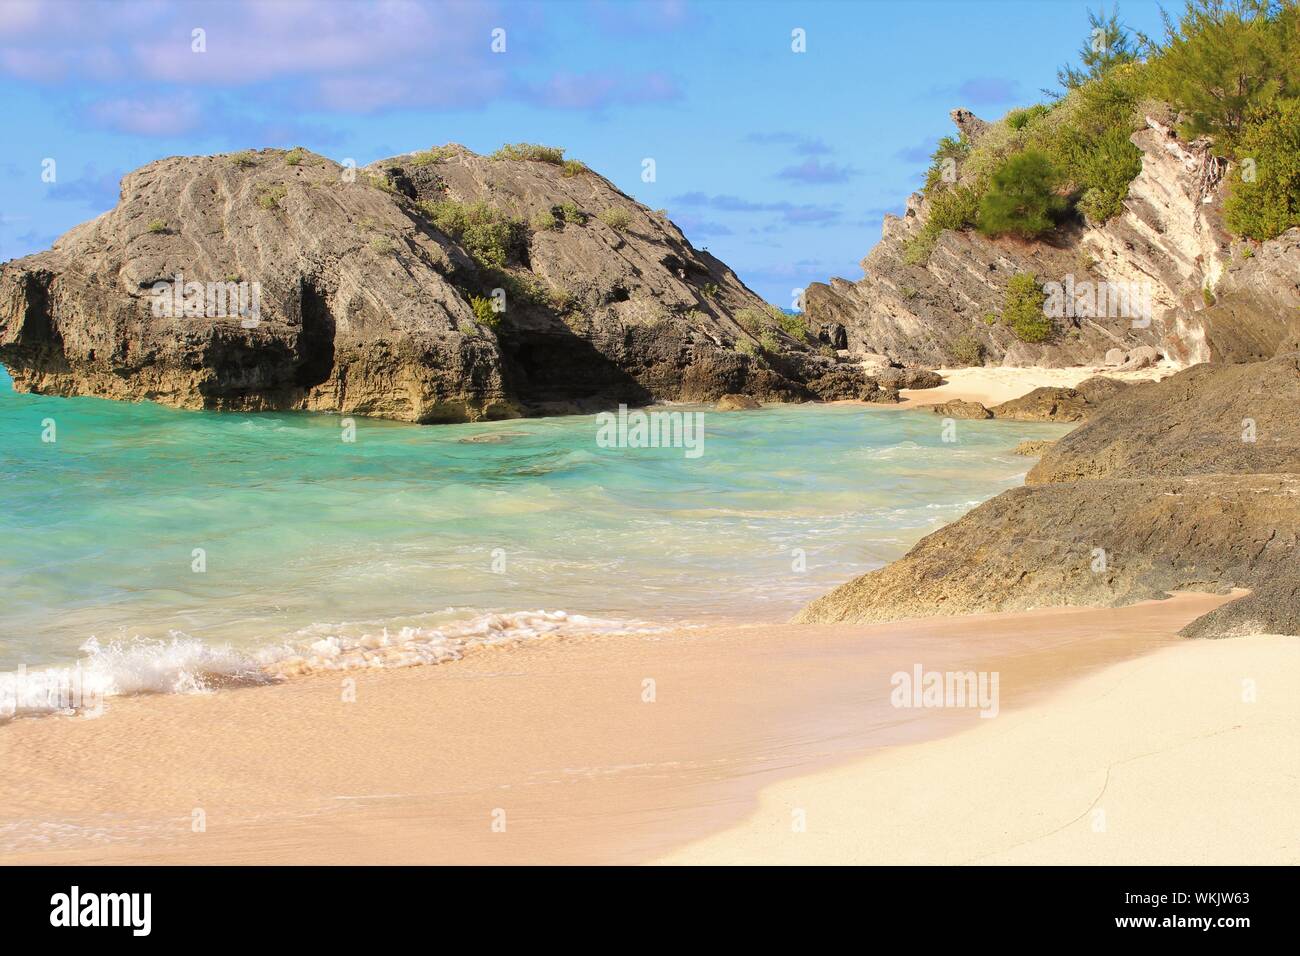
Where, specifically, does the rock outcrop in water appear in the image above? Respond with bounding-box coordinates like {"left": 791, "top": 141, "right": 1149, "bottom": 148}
{"left": 803, "top": 111, "right": 1300, "bottom": 369}
{"left": 0, "top": 146, "right": 873, "bottom": 422}
{"left": 796, "top": 352, "right": 1300, "bottom": 637}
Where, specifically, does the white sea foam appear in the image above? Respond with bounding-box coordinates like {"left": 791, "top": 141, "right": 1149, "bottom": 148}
{"left": 256, "top": 608, "right": 660, "bottom": 675}
{"left": 0, "top": 610, "right": 658, "bottom": 723}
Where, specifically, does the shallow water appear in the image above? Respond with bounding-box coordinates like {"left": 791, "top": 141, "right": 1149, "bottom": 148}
{"left": 0, "top": 367, "right": 1063, "bottom": 703}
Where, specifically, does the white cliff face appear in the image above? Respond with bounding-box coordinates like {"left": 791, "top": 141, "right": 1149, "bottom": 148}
{"left": 1084, "top": 118, "right": 1233, "bottom": 364}
{"left": 804, "top": 110, "right": 1298, "bottom": 370}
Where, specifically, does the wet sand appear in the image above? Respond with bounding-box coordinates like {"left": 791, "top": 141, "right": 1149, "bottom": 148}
{"left": 0, "top": 591, "right": 1255, "bottom": 865}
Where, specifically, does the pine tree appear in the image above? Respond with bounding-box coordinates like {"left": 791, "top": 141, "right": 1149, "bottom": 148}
{"left": 977, "top": 151, "right": 1068, "bottom": 239}
{"left": 1053, "top": 6, "right": 1139, "bottom": 95}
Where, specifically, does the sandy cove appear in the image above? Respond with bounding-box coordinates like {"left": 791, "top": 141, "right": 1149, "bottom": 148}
{"left": 895, "top": 362, "right": 1176, "bottom": 408}
{"left": 3, "top": 590, "right": 1293, "bottom": 865}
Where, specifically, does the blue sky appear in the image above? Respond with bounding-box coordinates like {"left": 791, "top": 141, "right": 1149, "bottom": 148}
{"left": 0, "top": 0, "right": 1169, "bottom": 304}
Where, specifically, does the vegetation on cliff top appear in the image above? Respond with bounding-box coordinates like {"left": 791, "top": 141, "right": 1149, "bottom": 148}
{"left": 911, "top": 0, "right": 1300, "bottom": 257}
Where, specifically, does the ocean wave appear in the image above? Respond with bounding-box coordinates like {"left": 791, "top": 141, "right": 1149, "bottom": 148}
{"left": 0, "top": 610, "right": 659, "bottom": 724}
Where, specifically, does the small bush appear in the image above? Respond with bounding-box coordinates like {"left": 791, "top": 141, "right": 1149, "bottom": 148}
{"left": 370, "top": 236, "right": 395, "bottom": 255}
{"left": 776, "top": 309, "right": 811, "bottom": 341}
{"left": 368, "top": 173, "right": 399, "bottom": 195}
{"left": 530, "top": 209, "right": 560, "bottom": 231}
{"left": 734, "top": 308, "right": 766, "bottom": 333}
{"left": 146, "top": 218, "right": 167, "bottom": 234}
{"left": 419, "top": 199, "right": 527, "bottom": 267}
{"left": 1223, "top": 99, "right": 1300, "bottom": 240}
{"left": 735, "top": 337, "right": 758, "bottom": 356}
{"left": 556, "top": 202, "right": 586, "bottom": 225}
{"left": 283, "top": 148, "right": 305, "bottom": 167}
{"left": 927, "top": 184, "right": 983, "bottom": 232}
{"left": 923, "top": 134, "right": 972, "bottom": 191}
{"left": 491, "top": 143, "right": 565, "bottom": 164}
{"left": 1072, "top": 125, "right": 1141, "bottom": 221}
{"left": 1203, "top": 285, "right": 1216, "bottom": 307}
{"left": 229, "top": 151, "right": 256, "bottom": 168}
{"left": 597, "top": 207, "right": 633, "bottom": 231}
{"left": 561, "top": 159, "right": 587, "bottom": 177}
{"left": 469, "top": 294, "right": 500, "bottom": 328}
{"left": 903, "top": 233, "right": 936, "bottom": 265}
{"left": 409, "top": 146, "right": 453, "bottom": 167}
{"left": 952, "top": 333, "right": 985, "bottom": 366}
{"left": 978, "top": 150, "right": 1067, "bottom": 239}
{"left": 1006, "top": 104, "right": 1051, "bottom": 130}
{"left": 701, "top": 282, "right": 720, "bottom": 298}
{"left": 1003, "top": 273, "right": 1052, "bottom": 342}
{"left": 758, "top": 330, "right": 781, "bottom": 354}
{"left": 257, "top": 185, "right": 288, "bottom": 210}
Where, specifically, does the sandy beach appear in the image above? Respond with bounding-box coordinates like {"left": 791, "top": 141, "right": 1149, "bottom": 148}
{"left": 896, "top": 363, "right": 1176, "bottom": 408}
{"left": 659, "top": 631, "right": 1299, "bottom": 865}
{"left": 4, "top": 589, "right": 1291, "bottom": 866}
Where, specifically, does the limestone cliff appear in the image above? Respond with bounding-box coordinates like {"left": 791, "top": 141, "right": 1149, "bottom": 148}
{"left": 804, "top": 111, "right": 1300, "bottom": 369}
{"left": 0, "top": 146, "right": 869, "bottom": 422}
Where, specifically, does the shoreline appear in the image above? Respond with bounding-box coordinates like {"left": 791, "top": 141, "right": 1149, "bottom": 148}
{"left": 0, "top": 591, "right": 1251, "bottom": 865}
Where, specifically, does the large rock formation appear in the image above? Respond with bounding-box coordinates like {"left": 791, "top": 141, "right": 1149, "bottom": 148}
{"left": 0, "top": 146, "right": 871, "bottom": 422}
{"left": 796, "top": 353, "right": 1300, "bottom": 637}
{"left": 803, "top": 112, "right": 1300, "bottom": 369}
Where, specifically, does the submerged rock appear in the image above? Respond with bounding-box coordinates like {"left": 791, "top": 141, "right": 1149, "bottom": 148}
{"left": 924, "top": 399, "right": 992, "bottom": 419}
{"left": 716, "top": 394, "right": 761, "bottom": 410}
{"left": 990, "top": 386, "right": 1089, "bottom": 422}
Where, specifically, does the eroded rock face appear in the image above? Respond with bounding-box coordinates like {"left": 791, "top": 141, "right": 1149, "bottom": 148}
{"left": 0, "top": 151, "right": 512, "bottom": 422}
{"left": 797, "top": 354, "right": 1300, "bottom": 637}
{"left": 1028, "top": 353, "right": 1300, "bottom": 483}
{"left": 803, "top": 111, "right": 1300, "bottom": 370}
{"left": 1012, "top": 439, "right": 1056, "bottom": 456}
{"left": 794, "top": 474, "right": 1300, "bottom": 624}
{"left": 0, "top": 146, "right": 870, "bottom": 422}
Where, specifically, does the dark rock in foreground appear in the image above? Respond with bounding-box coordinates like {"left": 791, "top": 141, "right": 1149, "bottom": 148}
{"left": 1029, "top": 353, "right": 1300, "bottom": 483}
{"left": 795, "top": 474, "right": 1299, "bottom": 623}
{"left": 797, "top": 354, "right": 1300, "bottom": 637}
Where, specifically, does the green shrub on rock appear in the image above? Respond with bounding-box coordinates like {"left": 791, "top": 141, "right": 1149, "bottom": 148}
{"left": 1003, "top": 273, "right": 1052, "bottom": 342}
{"left": 978, "top": 150, "right": 1067, "bottom": 239}
{"left": 491, "top": 143, "right": 565, "bottom": 164}
{"left": 952, "top": 333, "right": 985, "bottom": 367}
{"left": 1224, "top": 98, "right": 1300, "bottom": 240}
{"left": 419, "top": 200, "right": 526, "bottom": 267}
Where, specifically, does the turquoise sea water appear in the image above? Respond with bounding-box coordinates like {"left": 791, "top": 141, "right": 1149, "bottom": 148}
{"left": 0, "top": 367, "right": 1063, "bottom": 701}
